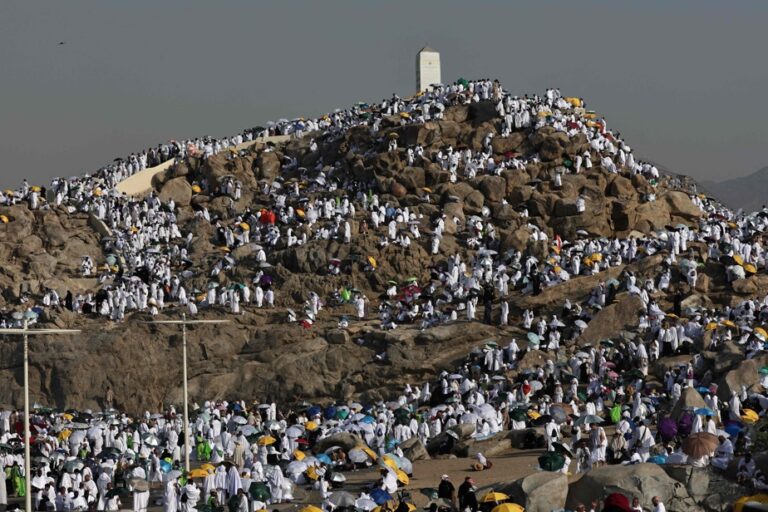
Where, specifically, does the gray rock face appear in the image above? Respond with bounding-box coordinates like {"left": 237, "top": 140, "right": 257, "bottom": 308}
{"left": 501, "top": 472, "right": 568, "bottom": 512}
{"left": 567, "top": 464, "right": 700, "bottom": 512}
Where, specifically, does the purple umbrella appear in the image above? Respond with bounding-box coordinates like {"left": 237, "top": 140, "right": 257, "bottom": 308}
{"left": 678, "top": 412, "right": 693, "bottom": 437}
{"left": 260, "top": 275, "right": 273, "bottom": 286}
{"left": 658, "top": 417, "right": 678, "bottom": 442}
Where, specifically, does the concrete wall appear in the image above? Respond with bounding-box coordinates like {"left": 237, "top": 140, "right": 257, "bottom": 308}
{"left": 114, "top": 134, "right": 292, "bottom": 198}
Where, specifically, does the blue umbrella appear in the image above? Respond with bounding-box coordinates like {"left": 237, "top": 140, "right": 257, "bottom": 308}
{"left": 370, "top": 489, "right": 393, "bottom": 505}
{"left": 724, "top": 422, "right": 743, "bottom": 438}
{"left": 316, "top": 454, "right": 332, "bottom": 465}
{"left": 527, "top": 332, "right": 540, "bottom": 347}
{"left": 648, "top": 455, "right": 667, "bottom": 464}
{"left": 324, "top": 406, "right": 337, "bottom": 420}
{"left": 159, "top": 460, "right": 172, "bottom": 473}
{"left": 307, "top": 406, "right": 321, "bottom": 418}
{"left": 694, "top": 408, "right": 714, "bottom": 416}
{"left": 360, "top": 416, "right": 376, "bottom": 424}
{"left": 697, "top": 386, "right": 710, "bottom": 394}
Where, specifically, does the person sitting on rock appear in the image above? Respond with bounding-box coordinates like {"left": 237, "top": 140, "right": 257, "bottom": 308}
{"left": 736, "top": 452, "right": 756, "bottom": 483}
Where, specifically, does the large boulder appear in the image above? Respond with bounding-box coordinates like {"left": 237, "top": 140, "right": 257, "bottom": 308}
{"left": 477, "top": 176, "right": 507, "bottom": 203}
{"left": 670, "top": 387, "right": 708, "bottom": 420}
{"left": 255, "top": 151, "right": 281, "bottom": 181}
{"left": 566, "top": 464, "right": 698, "bottom": 511}
{"left": 717, "top": 355, "right": 768, "bottom": 400}
{"left": 399, "top": 437, "right": 430, "bottom": 461}
{"left": 313, "top": 432, "right": 362, "bottom": 454}
{"left": 664, "top": 191, "right": 703, "bottom": 222}
{"left": 577, "top": 295, "right": 644, "bottom": 346}
{"left": 159, "top": 177, "right": 193, "bottom": 207}
{"left": 501, "top": 472, "right": 568, "bottom": 512}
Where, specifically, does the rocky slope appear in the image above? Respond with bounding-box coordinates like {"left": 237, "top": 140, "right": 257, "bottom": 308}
{"left": 0, "top": 96, "right": 754, "bottom": 414}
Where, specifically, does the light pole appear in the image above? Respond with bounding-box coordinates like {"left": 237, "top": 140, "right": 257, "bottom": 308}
{"left": 0, "top": 321, "right": 81, "bottom": 512}
{"left": 143, "top": 314, "right": 229, "bottom": 472}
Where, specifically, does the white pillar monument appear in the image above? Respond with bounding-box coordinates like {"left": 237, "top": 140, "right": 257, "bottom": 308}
{"left": 416, "top": 46, "right": 441, "bottom": 92}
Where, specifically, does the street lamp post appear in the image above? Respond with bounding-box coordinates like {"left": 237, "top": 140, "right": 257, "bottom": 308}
{"left": 0, "top": 321, "right": 81, "bottom": 512}
{"left": 144, "top": 314, "right": 229, "bottom": 472}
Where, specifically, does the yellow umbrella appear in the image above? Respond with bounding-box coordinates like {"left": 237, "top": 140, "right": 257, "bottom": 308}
{"left": 62, "top": 413, "right": 74, "bottom": 421}
{"left": 358, "top": 445, "right": 378, "bottom": 461}
{"left": 293, "top": 450, "right": 306, "bottom": 461}
{"left": 93, "top": 188, "right": 103, "bottom": 197}
{"left": 296, "top": 208, "right": 306, "bottom": 218}
{"left": 589, "top": 252, "right": 603, "bottom": 262}
{"left": 382, "top": 455, "right": 399, "bottom": 470}
{"left": 527, "top": 410, "right": 541, "bottom": 420}
{"left": 3, "top": 189, "right": 14, "bottom": 196}
{"left": 257, "top": 435, "right": 277, "bottom": 446}
{"left": 58, "top": 429, "right": 72, "bottom": 441}
{"left": 481, "top": 492, "right": 509, "bottom": 503}
{"left": 396, "top": 469, "right": 409, "bottom": 485}
{"left": 305, "top": 466, "right": 320, "bottom": 481}
{"left": 199, "top": 463, "right": 216, "bottom": 473}
{"left": 665, "top": 313, "right": 679, "bottom": 319}
{"left": 300, "top": 506, "right": 323, "bottom": 512}
{"left": 305, "top": 420, "right": 319, "bottom": 431}
{"left": 742, "top": 409, "right": 759, "bottom": 424}
{"left": 422, "top": 187, "right": 432, "bottom": 193}
{"left": 191, "top": 184, "right": 202, "bottom": 194}
{"left": 491, "top": 504, "right": 524, "bottom": 512}
{"left": 734, "top": 494, "right": 768, "bottom": 512}
{"left": 399, "top": 112, "right": 410, "bottom": 119}
{"left": 728, "top": 222, "right": 739, "bottom": 230}
{"left": 30, "top": 185, "right": 42, "bottom": 192}
{"left": 368, "top": 256, "right": 377, "bottom": 269}
{"left": 744, "top": 263, "right": 757, "bottom": 274}
{"left": 403, "top": 505, "right": 417, "bottom": 512}
{"left": 721, "top": 320, "right": 737, "bottom": 329}
{"left": 130, "top": 226, "right": 139, "bottom": 233}
{"left": 755, "top": 327, "right": 768, "bottom": 339}
{"left": 734, "top": 255, "right": 745, "bottom": 266}
{"left": 188, "top": 469, "right": 210, "bottom": 479}
{"left": 239, "top": 222, "right": 250, "bottom": 231}
{"left": 705, "top": 322, "right": 718, "bottom": 331}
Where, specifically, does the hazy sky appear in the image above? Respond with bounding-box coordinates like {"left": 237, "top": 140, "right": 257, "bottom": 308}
{"left": 1, "top": 1, "right": 767, "bottom": 189}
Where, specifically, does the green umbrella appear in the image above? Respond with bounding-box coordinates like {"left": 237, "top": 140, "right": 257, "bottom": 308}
{"left": 600, "top": 340, "right": 614, "bottom": 347}
{"left": 249, "top": 482, "right": 271, "bottom": 501}
{"left": 538, "top": 451, "right": 565, "bottom": 471}
{"left": 510, "top": 408, "right": 528, "bottom": 422}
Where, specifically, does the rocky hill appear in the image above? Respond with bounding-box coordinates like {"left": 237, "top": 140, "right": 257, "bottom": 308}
{"left": 0, "top": 87, "right": 759, "bottom": 414}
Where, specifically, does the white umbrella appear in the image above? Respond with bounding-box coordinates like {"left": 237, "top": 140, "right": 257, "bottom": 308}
{"left": 163, "top": 469, "right": 182, "bottom": 482}
{"left": 286, "top": 425, "right": 304, "bottom": 438}
{"left": 285, "top": 460, "right": 308, "bottom": 476}
{"left": 460, "top": 413, "right": 478, "bottom": 425}
{"left": 348, "top": 448, "right": 369, "bottom": 464}
{"left": 355, "top": 498, "right": 378, "bottom": 511}
{"left": 142, "top": 434, "right": 160, "bottom": 447}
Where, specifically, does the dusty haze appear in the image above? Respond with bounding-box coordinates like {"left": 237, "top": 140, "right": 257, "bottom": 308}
{"left": 1, "top": 0, "right": 766, "bottom": 188}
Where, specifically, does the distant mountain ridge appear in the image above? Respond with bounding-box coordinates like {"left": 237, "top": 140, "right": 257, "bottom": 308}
{"left": 703, "top": 166, "right": 768, "bottom": 212}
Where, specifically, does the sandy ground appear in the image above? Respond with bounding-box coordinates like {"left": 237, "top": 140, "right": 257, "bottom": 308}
{"left": 5, "top": 447, "right": 580, "bottom": 511}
